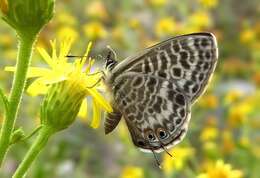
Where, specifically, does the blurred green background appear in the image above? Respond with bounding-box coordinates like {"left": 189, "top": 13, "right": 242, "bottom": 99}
{"left": 0, "top": 0, "right": 260, "bottom": 177}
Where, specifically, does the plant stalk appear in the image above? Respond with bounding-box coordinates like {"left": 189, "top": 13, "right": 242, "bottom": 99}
{"left": 0, "top": 36, "right": 36, "bottom": 165}
{"left": 12, "top": 126, "right": 55, "bottom": 178}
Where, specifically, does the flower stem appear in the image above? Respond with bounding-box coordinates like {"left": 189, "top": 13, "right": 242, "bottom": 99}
{"left": 0, "top": 36, "right": 36, "bottom": 165}
{"left": 12, "top": 126, "right": 56, "bottom": 178}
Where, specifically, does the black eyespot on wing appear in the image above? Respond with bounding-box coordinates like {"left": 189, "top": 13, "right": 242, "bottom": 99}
{"left": 137, "top": 140, "right": 145, "bottom": 147}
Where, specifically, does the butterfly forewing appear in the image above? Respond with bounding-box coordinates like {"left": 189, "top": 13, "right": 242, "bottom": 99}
{"left": 104, "top": 33, "right": 218, "bottom": 152}
{"left": 111, "top": 33, "right": 218, "bottom": 103}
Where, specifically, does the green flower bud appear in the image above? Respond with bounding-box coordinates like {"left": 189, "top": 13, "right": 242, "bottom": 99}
{"left": 1, "top": 0, "right": 55, "bottom": 37}
{"left": 40, "top": 79, "right": 87, "bottom": 131}
{"left": 10, "top": 127, "right": 25, "bottom": 145}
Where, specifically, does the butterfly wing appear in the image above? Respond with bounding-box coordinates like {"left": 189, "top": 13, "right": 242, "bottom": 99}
{"left": 104, "top": 33, "right": 218, "bottom": 151}
{"left": 107, "top": 72, "right": 191, "bottom": 152}
{"left": 110, "top": 33, "right": 218, "bottom": 103}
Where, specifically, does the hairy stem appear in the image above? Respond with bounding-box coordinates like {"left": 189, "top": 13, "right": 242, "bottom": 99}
{"left": 0, "top": 36, "right": 36, "bottom": 165}
{"left": 12, "top": 126, "right": 55, "bottom": 178}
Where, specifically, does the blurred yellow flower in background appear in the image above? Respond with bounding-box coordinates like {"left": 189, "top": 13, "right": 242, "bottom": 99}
{"left": 222, "top": 130, "right": 235, "bottom": 154}
{"left": 146, "top": 0, "right": 167, "bottom": 7}
{"left": 188, "top": 11, "right": 211, "bottom": 30}
{"left": 198, "top": 94, "right": 218, "bottom": 109}
{"left": 5, "top": 38, "right": 112, "bottom": 128}
{"left": 83, "top": 21, "right": 107, "bottom": 40}
{"left": 0, "top": 34, "right": 13, "bottom": 47}
{"left": 224, "top": 90, "right": 244, "bottom": 105}
{"left": 57, "top": 26, "right": 79, "bottom": 42}
{"left": 0, "top": 0, "right": 8, "bottom": 14}
{"left": 121, "top": 166, "right": 144, "bottom": 178}
{"left": 197, "top": 160, "right": 243, "bottom": 178}
{"left": 240, "top": 28, "right": 256, "bottom": 44}
{"left": 198, "top": 0, "right": 218, "bottom": 9}
{"left": 200, "top": 126, "right": 218, "bottom": 142}
{"left": 228, "top": 100, "right": 252, "bottom": 127}
{"left": 163, "top": 146, "right": 194, "bottom": 174}
{"left": 85, "top": 0, "right": 108, "bottom": 21}
{"left": 155, "top": 17, "right": 177, "bottom": 37}
{"left": 239, "top": 136, "right": 250, "bottom": 148}
{"left": 55, "top": 12, "right": 77, "bottom": 26}
{"left": 129, "top": 18, "right": 141, "bottom": 30}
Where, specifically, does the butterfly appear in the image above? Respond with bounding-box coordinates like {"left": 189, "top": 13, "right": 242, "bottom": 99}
{"left": 103, "top": 32, "right": 218, "bottom": 154}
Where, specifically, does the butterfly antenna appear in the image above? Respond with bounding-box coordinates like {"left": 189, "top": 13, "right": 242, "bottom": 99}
{"left": 161, "top": 145, "right": 173, "bottom": 157}
{"left": 151, "top": 149, "right": 161, "bottom": 169}
{"left": 106, "top": 45, "right": 117, "bottom": 60}
{"left": 66, "top": 55, "right": 88, "bottom": 58}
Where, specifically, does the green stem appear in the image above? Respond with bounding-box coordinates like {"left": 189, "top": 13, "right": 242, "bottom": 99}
{"left": 12, "top": 126, "right": 56, "bottom": 178}
{"left": 0, "top": 36, "right": 36, "bottom": 165}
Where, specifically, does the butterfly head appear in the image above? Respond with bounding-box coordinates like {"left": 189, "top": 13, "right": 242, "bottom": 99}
{"left": 105, "top": 46, "right": 118, "bottom": 71}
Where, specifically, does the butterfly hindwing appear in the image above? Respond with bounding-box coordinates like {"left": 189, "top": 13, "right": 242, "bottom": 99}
{"left": 109, "top": 72, "right": 191, "bottom": 152}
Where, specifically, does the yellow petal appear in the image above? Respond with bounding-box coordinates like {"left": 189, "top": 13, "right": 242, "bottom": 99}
{"left": 5, "top": 66, "right": 52, "bottom": 78}
{"left": 27, "top": 78, "right": 49, "bottom": 96}
{"left": 37, "top": 47, "right": 55, "bottom": 67}
{"left": 80, "top": 42, "right": 92, "bottom": 68}
{"left": 90, "top": 99, "right": 101, "bottom": 128}
{"left": 59, "top": 38, "right": 73, "bottom": 61}
{"left": 78, "top": 99, "right": 88, "bottom": 119}
{"left": 40, "top": 72, "right": 67, "bottom": 84}
{"left": 87, "top": 88, "right": 112, "bottom": 112}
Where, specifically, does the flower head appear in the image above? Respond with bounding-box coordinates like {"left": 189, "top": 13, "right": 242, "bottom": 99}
{"left": 197, "top": 160, "right": 243, "bottom": 178}
{"left": 155, "top": 17, "right": 177, "bottom": 37}
{"left": 5, "top": 38, "right": 112, "bottom": 129}
{"left": 1, "top": 0, "right": 54, "bottom": 37}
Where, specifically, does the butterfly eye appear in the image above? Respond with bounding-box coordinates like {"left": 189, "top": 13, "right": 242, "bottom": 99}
{"left": 157, "top": 128, "right": 168, "bottom": 139}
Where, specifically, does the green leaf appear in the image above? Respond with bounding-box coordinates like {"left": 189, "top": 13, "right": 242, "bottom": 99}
{"left": 0, "top": 88, "right": 8, "bottom": 112}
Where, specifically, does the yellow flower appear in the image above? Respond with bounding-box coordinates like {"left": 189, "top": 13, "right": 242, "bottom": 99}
{"left": 163, "top": 146, "right": 194, "bottom": 174}
{"left": 240, "top": 28, "right": 256, "bottom": 44}
{"left": 188, "top": 11, "right": 211, "bottom": 30}
{"left": 200, "top": 127, "right": 218, "bottom": 142}
{"left": 5, "top": 38, "right": 112, "bottom": 128}
{"left": 155, "top": 17, "right": 177, "bottom": 37}
{"left": 224, "top": 90, "right": 244, "bottom": 105}
{"left": 197, "top": 160, "right": 243, "bottom": 178}
{"left": 0, "top": 0, "right": 8, "bottom": 14}
{"left": 121, "top": 166, "right": 144, "bottom": 178}
{"left": 228, "top": 101, "right": 252, "bottom": 127}
{"left": 198, "top": 0, "right": 218, "bottom": 9}
{"left": 129, "top": 18, "right": 141, "bottom": 29}
{"left": 57, "top": 26, "right": 79, "bottom": 42}
{"left": 85, "top": 0, "right": 108, "bottom": 21}
{"left": 198, "top": 94, "right": 218, "bottom": 109}
{"left": 83, "top": 21, "right": 107, "bottom": 40}
{"left": 222, "top": 130, "right": 235, "bottom": 154}
{"left": 55, "top": 12, "right": 77, "bottom": 26}
{"left": 239, "top": 136, "right": 250, "bottom": 148}
{"left": 147, "top": 0, "right": 167, "bottom": 7}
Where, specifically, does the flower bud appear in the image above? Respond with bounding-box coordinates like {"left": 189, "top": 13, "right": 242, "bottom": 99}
{"left": 1, "top": 0, "right": 55, "bottom": 37}
{"left": 10, "top": 128, "right": 25, "bottom": 144}
{"left": 40, "top": 78, "right": 87, "bottom": 131}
